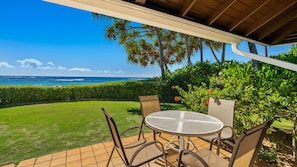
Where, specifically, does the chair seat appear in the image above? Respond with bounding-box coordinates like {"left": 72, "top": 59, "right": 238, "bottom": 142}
{"left": 124, "top": 139, "right": 166, "bottom": 166}
{"left": 200, "top": 134, "right": 218, "bottom": 141}
{"left": 181, "top": 149, "right": 229, "bottom": 167}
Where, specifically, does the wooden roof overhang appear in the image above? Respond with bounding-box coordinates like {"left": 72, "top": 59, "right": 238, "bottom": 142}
{"left": 45, "top": 0, "right": 297, "bottom": 71}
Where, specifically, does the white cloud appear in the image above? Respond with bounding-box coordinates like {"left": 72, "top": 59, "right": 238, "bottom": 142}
{"left": 39, "top": 66, "right": 54, "bottom": 70}
{"left": 57, "top": 66, "right": 67, "bottom": 70}
{"left": 38, "top": 62, "right": 56, "bottom": 70}
{"left": 97, "top": 69, "right": 125, "bottom": 74}
{"left": 0, "top": 62, "right": 14, "bottom": 68}
{"left": 17, "top": 58, "right": 42, "bottom": 68}
{"left": 68, "top": 67, "right": 91, "bottom": 72}
{"left": 47, "top": 62, "right": 55, "bottom": 66}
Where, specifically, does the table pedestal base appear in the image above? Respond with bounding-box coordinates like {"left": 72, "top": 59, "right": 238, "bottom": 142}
{"left": 164, "top": 136, "right": 197, "bottom": 152}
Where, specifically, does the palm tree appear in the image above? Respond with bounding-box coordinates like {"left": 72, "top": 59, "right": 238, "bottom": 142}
{"left": 204, "top": 40, "right": 223, "bottom": 64}
{"left": 247, "top": 42, "right": 260, "bottom": 70}
{"left": 103, "top": 19, "right": 186, "bottom": 79}
{"left": 221, "top": 43, "right": 226, "bottom": 63}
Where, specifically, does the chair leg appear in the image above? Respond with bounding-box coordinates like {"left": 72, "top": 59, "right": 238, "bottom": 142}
{"left": 209, "top": 138, "right": 221, "bottom": 155}
{"left": 163, "top": 152, "right": 168, "bottom": 167}
{"left": 138, "top": 120, "right": 145, "bottom": 140}
{"left": 209, "top": 138, "right": 216, "bottom": 151}
{"left": 216, "top": 137, "right": 221, "bottom": 155}
{"left": 106, "top": 146, "right": 115, "bottom": 167}
{"left": 137, "top": 129, "right": 142, "bottom": 141}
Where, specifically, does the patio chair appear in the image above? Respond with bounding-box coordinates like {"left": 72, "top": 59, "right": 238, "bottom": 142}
{"left": 138, "top": 95, "right": 162, "bottom": 140}
{"left": 178, "top": 120, "right": 273, "bottom": 167}
{"left": 102, "top": 108, "right": 168, "bottom": 167}
{"left": 200, "top": 98, "right": 236, "bottom": 155}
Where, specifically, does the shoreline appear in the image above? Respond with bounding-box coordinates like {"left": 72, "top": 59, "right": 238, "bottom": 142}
{"left": 0, "top": 76, "right": 149, "bottom": 86}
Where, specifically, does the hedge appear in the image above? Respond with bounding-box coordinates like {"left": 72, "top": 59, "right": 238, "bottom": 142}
{"left": 0, "top": 80, "right": 163, "bottom": 108}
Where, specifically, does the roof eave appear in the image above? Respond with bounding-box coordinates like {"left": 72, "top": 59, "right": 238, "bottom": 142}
{"left": 44, "top": 0, "right": 297, "bottom": 72}
{"left": 45, "top": 0, "right": 245, "bottom": 44}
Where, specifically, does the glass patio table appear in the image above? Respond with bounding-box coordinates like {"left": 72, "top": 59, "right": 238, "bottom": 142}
{"left": 145, "top": 110, "right": 224, "bottom": 152}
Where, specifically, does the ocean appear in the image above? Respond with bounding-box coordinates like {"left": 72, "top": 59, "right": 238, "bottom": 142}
{"left": 0, "top": 76, "right": 147, "bottom": 86}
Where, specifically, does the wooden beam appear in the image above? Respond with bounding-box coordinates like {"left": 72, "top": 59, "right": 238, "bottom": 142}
{"left": 179, "top": 0, "right": 197, "bottom": 17}
{"left": 45, "top": 0, "right": 242, "bottom": 44}
{"left": 229, "top": 0, "right": 270, "bottom": 31}
{"left": 244, "top": 0, "right": 297, "bottom": 36}
{"left": 135, "top": 0, "right": 146, "bottom": 5}
{"left": 258, "top": 9, "right": 297, "bottom": 40}
{"left": 271, "top": 18, "right": 297, "bottom": 45}
{"left": 207, "top": 0, "right": 236, "bottom": 25}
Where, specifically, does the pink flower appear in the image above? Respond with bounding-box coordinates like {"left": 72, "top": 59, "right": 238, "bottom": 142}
{"left": 203, "top": 100, "right": 209, "bottom": 107}
{"left": 174, "top": 96, "right": 179, "bottom": 102}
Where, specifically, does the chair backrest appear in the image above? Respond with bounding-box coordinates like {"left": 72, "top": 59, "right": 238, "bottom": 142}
{"left": 228, "top": 120, "right": 273, "bottom": 167}
{"left": 208, "top": 98, "right": 235, "bottom": 128}
{"left": 139, "top": 95, "right": 161, "bottom": 118}
{"left": 101, "top": 108, "right": 128, "bottom": 163}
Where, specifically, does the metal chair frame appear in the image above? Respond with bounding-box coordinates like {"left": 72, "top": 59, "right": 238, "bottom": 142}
{"left": 102, "top": 108, "right": 168, "bottom": 167}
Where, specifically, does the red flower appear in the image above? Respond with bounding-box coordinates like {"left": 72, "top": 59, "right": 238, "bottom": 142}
{"left": 174, "top": 96, "right": 179, "bottom": 102}
{"left": 208, "top": 89, "right": 212, "bottom": 95}
{"left": 203, "top": 100, "right": 209, "bottom": 107}
{"left": 171, "top": 85, "right": 175, "bottom": 90}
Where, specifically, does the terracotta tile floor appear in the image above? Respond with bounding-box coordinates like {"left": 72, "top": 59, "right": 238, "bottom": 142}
{"left": 2, "top": 133, "right": 231, "bottom": 167}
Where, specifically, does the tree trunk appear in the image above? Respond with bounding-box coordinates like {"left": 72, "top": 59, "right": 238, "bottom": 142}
{"left": 221, "top": 43, "right": 226, "bottom": 63}
{"left": 200, "top": 39, "right": 203, "bottom": 62}
{"left": 185, "top": 35, "right": 192, "bottom": 66}
{"left": 264, "top": 46, "right": 268, "bottom": 57}
{"left": 209, "top": 46, "right": 220, "bottom": 64}
{"left": 164, "top": 63, "right": 171, "bottom": 74}
{"left": 155, "top": 28, "right": 166, "bottom": 79}
{"left": 247, "top": 42, "right": 260, "bottom": 70}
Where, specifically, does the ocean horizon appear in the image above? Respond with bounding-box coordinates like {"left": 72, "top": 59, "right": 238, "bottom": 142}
{"left": 0, "top": 75, "right": 148, "bottom": 86}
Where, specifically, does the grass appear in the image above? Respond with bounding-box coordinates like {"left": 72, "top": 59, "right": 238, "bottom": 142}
{"left": 0, "top": 100, "right": 187, "bottom": 166}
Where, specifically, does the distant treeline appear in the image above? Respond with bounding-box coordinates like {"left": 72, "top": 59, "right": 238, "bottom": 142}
{"left": 0, "top": 80, "right": 170, "bottom": 108}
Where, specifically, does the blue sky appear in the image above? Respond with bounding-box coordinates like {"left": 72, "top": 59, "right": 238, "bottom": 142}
{"left": 0, "top": 1, "right": 293, "bottom": 77}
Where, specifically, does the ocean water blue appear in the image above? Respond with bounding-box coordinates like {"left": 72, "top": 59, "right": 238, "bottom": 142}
{"left": 0, "top": 76, "right": 147, "bottom": 86}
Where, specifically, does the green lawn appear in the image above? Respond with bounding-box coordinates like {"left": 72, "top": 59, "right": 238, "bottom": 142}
{"left": 0, "top": 101, "right": 187, "bottom": 166}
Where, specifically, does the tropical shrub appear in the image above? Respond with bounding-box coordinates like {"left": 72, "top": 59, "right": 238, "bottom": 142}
{"left": 175, "top": 46, "right": 297, "bottom": 134}
{"left": 159, "top": 62, "right": 221, "bottom": 102}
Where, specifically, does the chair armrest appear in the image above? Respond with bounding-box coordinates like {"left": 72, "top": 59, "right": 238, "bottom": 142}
{"left": 120, "top": 126, "right": 143, "bottom": 138}
{"left": 178, "top": 149, "right": 209, "bottom": 167}
{"left": 210, "top": 126, "right": 236, "bottom": 155}
{"left": 219, "top": 126, "right": 236, "bottom": 141}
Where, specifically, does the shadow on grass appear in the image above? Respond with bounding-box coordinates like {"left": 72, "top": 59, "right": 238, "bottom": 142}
{"left": 161, "top": 103, "right": 188, "bottom": 110}
{"left": 127, "top": 103, "right": 189, "bottom": 115}
{"left": 127, "top": 107, "right": 141, "bottom": 115}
